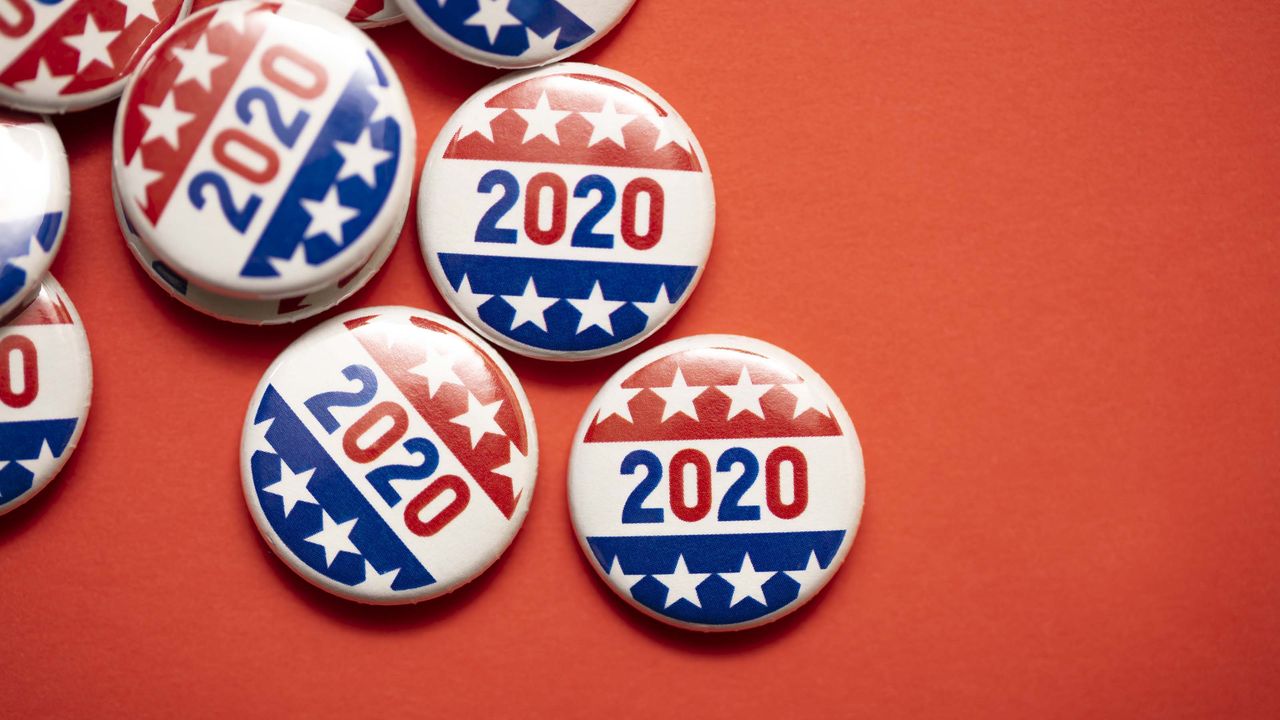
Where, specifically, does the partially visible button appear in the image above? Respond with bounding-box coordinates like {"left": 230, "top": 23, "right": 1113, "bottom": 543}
{"left": 112, "top": 167, "right": 404, "bottom": 324}
{"left": 418, "top": 62, "right": 714, "bottom": 361}
{"left": 398, "top": 0, "right": 636, "bottom": 68}
{"left": 241, "top": 306, "right": 538, "bottom": 604}
{"left": 292, "top": 0, "right": 404, "bottom": 28}
{"left": 569, "top": 335, "right": 865, "bottom": 631}
{"left": 0, "top": 111, "right": 69, "bottom": 322}
{"left": 113, "top": 0, "right": 415, "bottom": 300}
{"left": 0, "top": 275, "right": 91, "bottom": 516}
{"left": 0, "top": 0, "right": 193, "bottom": 113}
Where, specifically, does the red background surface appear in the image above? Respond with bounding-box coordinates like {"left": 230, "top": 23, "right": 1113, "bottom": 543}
{"left": 4, "top": 1, "right": 1280, "bottom": 717}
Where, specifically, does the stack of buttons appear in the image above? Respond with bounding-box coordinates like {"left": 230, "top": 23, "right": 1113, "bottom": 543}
{"left": 0, "top": 0, "right": 192, "bottom": 113}
{"left": 2, "top": 108, "right": 89, "bottom": 515}
{"left": 110, "top": 0, "right": 415, "bottom": 324}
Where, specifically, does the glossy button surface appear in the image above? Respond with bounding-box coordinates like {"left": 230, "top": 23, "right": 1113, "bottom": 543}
{"left": 0, "top": 275, "right": 91, "bottom": 515}
{"left": 399, "top": 0, "right": 636, "bottom": 68}
{"left": 242, "top": 307, "right": 538, "bottom": 604}
{"left": 0, "top": 110, "right": 68, "bottom": 321}
{"left": 293, "top": 0, "right": 403, "bottom": 29}
{"left": 419, "top": 62, "right": 715, "bottom": 361}
{"left": 113, "top": 0, "right": 415, "bottom": 300}
{"left": 569, "top": 335, "right": 864, "bottom": 631}
{"left": 0, "top": 0, "right": 191, "bottom": 113}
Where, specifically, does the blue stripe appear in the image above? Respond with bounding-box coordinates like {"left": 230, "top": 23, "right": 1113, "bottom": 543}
{"left": 438, "top": 253, "right": 697, "bottom": 352}
{"left": 252, "top": 387, "right": 435, "bottom": 592}
{"left": 0, "top": 418, "right": 78, "bottom": 506}
{"left": 586, "top": 531, "right": 846, "bottom": 626}
{"left": 417, "top": 0, "right": 595, "bottom": 56}
{"left": 0, "top": 212, "right": 62, "bottom": 306}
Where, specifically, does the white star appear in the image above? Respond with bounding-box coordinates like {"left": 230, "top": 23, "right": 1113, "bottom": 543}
{"left": 520, "top": 26, "right": 560, "bottom": 59}
{"left": 6, "top": 233, "right": 49, "bottom": 277}
{"left": 262, "top": 459, "right": 317, "bottom": 517}
{"left": 266, "top": 241, "right": 313, "bottom": 278}
{"left": 246, "top": 415, "right": 275, "bottom": 454}
{"left": 632, "top": 284, "right": 678, "bottom": 332}
{"left": 606, "top": 556, "right": 644, "bottom": 594}
{"left": 780, "top": 382, "right": 831, "bottom": 419}
{"left": 63, "top": 16, "right": 119, "bottom": 73}
{"left": 119, "top": 0, "right": 159, "bottom": 27}
{"left": 456, "top": 103, "right": 507, "bottom": 142}
{"left": 364, "top": 82, "right": 393, "bottom": 124}
{"left": 13, "top": 60, "right": 74, "bottom": 96}
{"left": 786, "top": 551, "right": 828, "bottom": 597}
{"left": 513, "top": 91, "right": 571, "bottom": 145}
{"left": 305, "top": 511, "right": 360, "bottom": 567}
{"left": 449, "top": 393, "right": 505, "bottom": 448}
{"left": 169, "top": 35, "right": 227, "bottom": 92}
{"left": 651, "top": 113, "right": 692, "bottom": 153}
{"left": 464, "top": 0, "right": 522, "bottom": 45}
{"left": 500, "top": 278, "right": 558, "bottom": 332}
{"left": 119, "top": 149, "right": 162, "bottom": 212}
{"left": 652, "top": 555, "right": 710, "bottom": 608}
{"left": 139, "top": 91, "right": 195, "bottom": 150}
{"left": 718, "top": 367, "right": 772, "bottom": 420}
{"left": 333, "top": 128, "right": 392, "bottom": 188}
{"left": 720, "top": 553, "right": 775, "bottom": 607}
{"left": 580, "top": 98, "right": 637, "bottom": 149}
{"left": 356, "top": 561, "right": 400, "bottom": 593}
{"left": 452, "top": 274, "right": 494, "bottom": 315}
{"left": 300, "top": 186, "right": 360, "bottom": 244}
{"left": 491, "top": 450, "right": 526, "bottom": 497}
{"left": 596, "top": 385, "right": 642, "bottom": 424}
{"left": 567, "top": 281, "right": 625, "bottom": 336}
{"left": 208, "top": 1, "right": 248, "bottom": 34}
{"left": 17, "top": 439, "right": 58, "bottom": 475}
{"left": 406, "top": 348, "right": 464, "bottom": 398}
{"left": 651, "top": 367, "right": 708, "bottom": 422}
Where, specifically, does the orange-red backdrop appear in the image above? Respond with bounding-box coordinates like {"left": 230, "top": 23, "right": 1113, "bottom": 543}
{"left": 4, "top": 1, "right": 1280, "bottom": 717}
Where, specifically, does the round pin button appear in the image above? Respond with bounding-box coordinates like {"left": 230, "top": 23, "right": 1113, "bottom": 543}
{"left": 399, "top": 0, "right": 636, "bottom": 68}
{"left": 242, "top": 307, "right": 538, "bottom": 604}
{"left": 112, "top": 174, "right": 404, "bottom": 324}
{"left": 0, "top": 275, "right": 91, "bottom": 516}
{"left": 419, "top": 63, "right": 714, "bottom": 361}
{"left": 569, "top": 335, "right": 864, "bottom": 631}
{"left": 293, "top": 0, "right": 403, "bottom": 29}
{"left": 1, "top": 111, "right": 68, "bottom": 322}
{"left": 0, "top": 0, "right": 192, "bottom": 113}
{"left": 113, "top": 0, "right": 415, "bottom": 300}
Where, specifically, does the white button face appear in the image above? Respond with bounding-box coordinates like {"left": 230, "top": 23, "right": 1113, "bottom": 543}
{"left": 419, "top": 63, "right": 715, "bottom": 361}
{"left": 112, "top": 166, "right": 404, "bottom": 325}
{"left": 287, "top": 0, "right": 403, "bottom": 29}
{"left": 398, "top": 0, "right": 636, "bottom": 68}
{"left": 0, "top": 275, "right": 91, "bottom": 516}
{"left": 241, "top": 307, "right": 538, "bottom": 604}
{"left": 0, "top": 0, "right": 193, "bottom": 114}
{"left": 0, "top": 111, "right": 68, "bottom": 322}
{"left": 569, "top": 335, "right": 865, "bottom": 631}
{"left": 113, "top": 0, "right": 415, "bottom": 300}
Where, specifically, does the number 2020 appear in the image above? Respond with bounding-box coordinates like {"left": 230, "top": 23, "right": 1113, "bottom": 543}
{"left": 475, "top": 169, "right": 664, "bottom": 250}
{"left": 301, "top": 364, "right": 468, "bottom": 537}
{"left": 620, "top": 446, "right": 809, "bottom": 524}
{"left": 187, "top": 45, "right": 329, "bottom": 233}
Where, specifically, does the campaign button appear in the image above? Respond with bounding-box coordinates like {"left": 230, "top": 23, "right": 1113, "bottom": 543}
{"left": 1, "top": 110, "right": 68, "bottom": 322}
{"left": 419, "top": 62, "right": 714, "bottom": 360}
{"left": 292, "top": 0, "right": 403, "bottom": 29}
{"left": 399, "top": 0, "right": 635, "bottom": 68}
{"left": 242, "top": 306, "right": 538, "bottom": 604}
{"left": 0, "top": 0, "right": 192, "bottom": 113}
{"left": 112, "top": 173, "right": 402, "bottom": 324}
{"left": 0, "top": 275, "right": 91, "bottom": 516}
{"left": 113, "top": 0, "right": 416, "bottom": 300}
{"left": 569, "top": 335, "right": 865, "bottom": 631}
